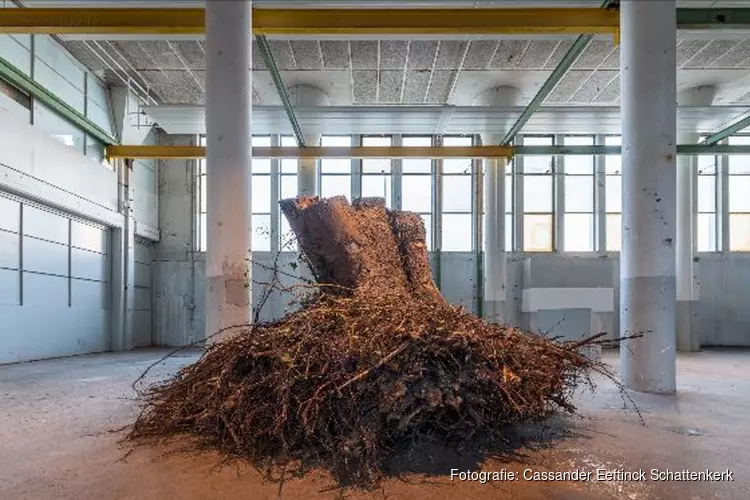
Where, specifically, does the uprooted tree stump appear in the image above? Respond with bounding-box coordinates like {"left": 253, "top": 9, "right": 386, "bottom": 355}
{"left": 127, "top": 196, "right": 611, "bottom": 487}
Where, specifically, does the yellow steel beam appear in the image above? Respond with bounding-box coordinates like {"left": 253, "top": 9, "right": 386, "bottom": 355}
{"left": 105, "top": 145, "right": 515, "bottom": 160}
{"left": 0, "top": 8, "right": 619, "bottom": 36}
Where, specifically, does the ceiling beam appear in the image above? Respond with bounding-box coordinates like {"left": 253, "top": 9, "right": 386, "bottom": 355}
{"left": 255, "top": 35, "right": 306, "bottom": 147}
{"left": 701, "top": 114, "right": 750, "bottom": 146}
{"left": 0, "top": 8, "right": 619, "bottom": 36}
{"left": 105, "top": 143, "right": 750, "bottom": 160}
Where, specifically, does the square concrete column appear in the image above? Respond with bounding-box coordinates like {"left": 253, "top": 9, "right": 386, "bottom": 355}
{"left": 620, "top": 0, "right": 678, "bottom": 393}
{"left": 205, "top": 1, "right": 253, "bottom": 342}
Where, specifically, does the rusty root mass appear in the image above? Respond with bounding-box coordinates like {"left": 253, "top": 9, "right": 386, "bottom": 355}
{"left": 127, "top": 196, "right": 609, "bottom": 487}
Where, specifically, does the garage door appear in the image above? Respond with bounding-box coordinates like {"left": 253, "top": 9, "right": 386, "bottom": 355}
{"left": 0, "top": 192, "right": 110, "bottom": 364}
{"left": 133, "top": 237, "right": 153, "bottom": 347}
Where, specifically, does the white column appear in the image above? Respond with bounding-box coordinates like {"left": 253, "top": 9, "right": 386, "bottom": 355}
{"left": 473, "top": 87, "right": 521, "bottom": 323}
{"left": 205, "top": 0, "right": 252, "bottom": 342}
{"left": 287, "top": 85, "right": 330, "bottom": 196}
{"left": 620, "top": 0, "right": 677, "bottom": 393}
{"left": 676, "top": 86, "right": 714, "bottom": 352}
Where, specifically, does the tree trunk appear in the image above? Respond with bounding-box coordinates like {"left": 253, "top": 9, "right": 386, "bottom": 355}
{"left": 279, "top": 196, "right": 444, "bottom": 303}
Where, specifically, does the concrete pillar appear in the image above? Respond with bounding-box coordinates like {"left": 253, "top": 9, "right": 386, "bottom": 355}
{"left": 205, "top": 1, "right": 252, "bottom": 342}
{"left": 110, "top": 159, "right": 135, "bottom": 351}
{"left": 620, "top": 0, "right": 677, "bottom": 393}
{"left": 473, "top": 86, "right": 521, "bottom": 323}
{"left": 288, "top": 85, "right": 330, "bottom": 196}
{"left": 676, "top": 86, "right": 714, "bottom": 352}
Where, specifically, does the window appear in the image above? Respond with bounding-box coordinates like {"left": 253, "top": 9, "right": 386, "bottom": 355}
{"left": 442, "top": 136, "right": 473, "bottom": 251}
{"left": 697, "top": 140, "right": 718, "bottom": 252}
{"left": 402, "top": 136, "right": 433, "bottom": 250}
{"left": 196, "top": 135, "right": 273, "bottom": 252}
{"left": 506, "top": 160, "right": 513, "bottom": 252}
{"left": 604, "top": 136, "right": 622, "bottom": 251}
{"left": 563, "top": 136, "right": 595, "bottom": 251}
{"left": 320, "top": 136, "right": 351, "bottom": 200}
{"left": 522, "top": 136, "right": 554, "bottom": 251}
{"left": 361, "top": 136, "right": 392, "bottom": 207}
{"left": 251, "top": 136, "right": 272, "bottom": 252}
{"left": 279, "top": 135, "right": 299, "bottom": 251}
{"left": 728, "top": 136, "right": 750, "bottom": 251}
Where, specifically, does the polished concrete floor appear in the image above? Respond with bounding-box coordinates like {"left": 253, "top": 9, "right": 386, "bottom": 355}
{"left": 0, "top": 348, "right": 748, "bottom": 500}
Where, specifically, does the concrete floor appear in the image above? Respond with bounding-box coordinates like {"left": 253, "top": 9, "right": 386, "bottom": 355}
{"left": 0, "top": 349, "right": 748, "bottom": 500}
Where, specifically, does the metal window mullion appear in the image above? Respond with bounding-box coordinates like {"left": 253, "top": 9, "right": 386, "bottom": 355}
{"left": 594, "top": 134, "right": 607, "bottom": 253}
{"left": 392, "top": 134, "right": 402, "bottom": 210}
{"left": 351, "top": 134, "right": 362, "bottom": 200}
{"left": 554, "top": 134, "right": 565, "bottom": 252}
{"left": 270, "top": 134, "right": 280, "bottom": 255}
{"left": 514, "top": 135, "right": 524, "bottom": 252}
{"left": 719, "top": 140, "right": 730, "bottom": 252}
{"left": 433, "top": 135, "right": 442, "bottom": 289}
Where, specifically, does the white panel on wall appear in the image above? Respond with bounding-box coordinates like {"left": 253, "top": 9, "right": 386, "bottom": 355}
{"left": 70, "top": 247, "right": 107, "bottom": 282}
{"left": 22, "top": 271, "right": 68, "bottom": 307}
{"left": 0, "top": 91, "right": 30, "bottom": 121}
{"left": 0, "top": 230, "right": 20, "bottom": 269}
{"left": 87, "top": 78, "right": 109, "bottom": 109}
{"left": 134, "top": 261, "right": 151, "bottom": 288}
{"left": 134, "top": 286, "right": 151, "bottom": 311}
{"left": 0, "top": 268, "right": 20, "bottom": 305}
{"left": 87, "top": 101, "right": 112, "bottom": 135}
{"left": 0, "top": 34, "right": 31, "bottom": 75}
{"left": 71, "top": 220, "right": 107, "bottom": 253}
{"left": 0, "top": 196, "right": 20, "bottom": 232}
{"left": 32, "top": 101, "right": 85, "bottom": 153}
{"left": 33, "top": 62, "right": 85, "bottom": 113}
{"left": 132, "top": 162, "right": 156, "bottom": 193}
{"left": 23, "top": 204, "right": 69, "bottom": 244}
{"left": 34, "top": 36, "right": 85, "bottom": 91}
{"left": 22, "top": 237, "right": 68, "bottom": 276}
{"left": 71, "top": 278, "right": 107, "bottom": 310}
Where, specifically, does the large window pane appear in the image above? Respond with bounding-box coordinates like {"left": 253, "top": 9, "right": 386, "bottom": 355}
{"left": 564, "top": 213, "right": 594, "bottom": 252}
{"left": 442, "top": 214, "right": 472, "bottom": 251}
{"left": 605, "top": 136, "right": 621, "bottom": 174}
{"left": 321, "top": 136, "right": 351, "bottom": 173}
{"left": 728, "top": 136, "right": 750, "bottom": 174}
{"left": 362, "top": 136, "right": 391, "bottom": 173}
{"left": 362, "top": 175, "right": 392, "bottom": 206}
{"left": 729, "top": 213, "right": 750, "bottom": 251}
{"left": 252, "top": 174, "right": 271, "bottom": 213}
{"left": 523, "top": 214, "right": 553, "bottom": 251}
{"left": 524, "top": 156, "right": 553, "bottom": 174}
{"left": 697, "top": 213, "right": 717, "bottom": 252}
{"left": 605, "top": 175, "right": 622, "bottom": 213}
{"left": 505, "top": 213, "right": 513, "bottom": 252}
{"left": 251, "top": 136, "right": 271, "bottom": 174}
{"left": 253, "top": 214, "right": 271, "bottom": 252}
{"left": 280, "top": 175, "right": 298, "bottom": 200}
{"left": 505, "top": 174, "right": 513, "bottom": 213}
{"left": 403, "top": 158, "right": 432, "bottom": 173}
{"left": 321, "top": 175, "right": 351, "bottom": 200}
{"left": 565, "top": 176, "right": 594, "bottom": 213}
{"left": 421, "top": 214, "right": 432, "bottom": 251}
{"left": 523, "top": 176, "right": 552, "bottom": 212}
{"left": 402, "top": 175, "right": 432, "bottom": 212}
{"left": 606, "top": 214, "right": 621, "bottom": 251}
{"left": 729, "top": 176, "right": 750, "bottom": 212}
{"left": 697, "top": 175, "right": 716, "bottom": 213}
{"left": 279, "top": 217, "right": 297, "bottom": 252}
{"left": 563, "top": 136, "right": 594, "bottom": 175}
{"left": 442, "top": 175, "right": 472, "bottom": 212}
{"left": 199, "top": 213, "right": 207, "bottom": 251}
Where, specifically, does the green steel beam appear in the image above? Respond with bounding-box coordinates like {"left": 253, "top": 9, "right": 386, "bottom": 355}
{"left": 0, "top": 55, "right": 116, "bottom": 145}
{"left": 501, "top": 0, "right": 617, "bottom": 145}
{"left": 255, "top": 35, "right": 306, "bottom": 147}
{"left": 514, "top": 144, "right": 750, "bottom": 155}
{"left": 677, "top": 8, "right": 750, "bottom": 29}
{"left": 700, "top": 114, "right": 750, "bottom": 146}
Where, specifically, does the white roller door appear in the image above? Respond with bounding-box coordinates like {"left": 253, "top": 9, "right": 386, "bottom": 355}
{"left": 0, "top": 191, "right": 110, "bottom": 363}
